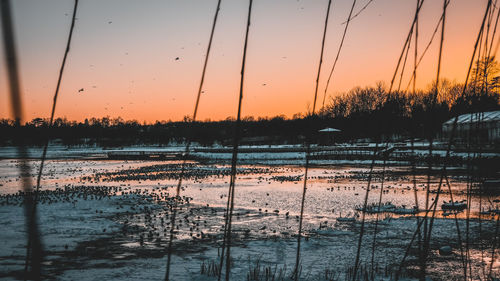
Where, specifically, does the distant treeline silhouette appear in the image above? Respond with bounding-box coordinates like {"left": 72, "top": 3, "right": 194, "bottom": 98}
{"left": 2, "top": 57, "right": 499, "bottom": 147}
{"left": 319, "top": 78, "right": 499, "bottom": 139}
{"left": 1, "top": 80, "right": 497, "bottom": 147}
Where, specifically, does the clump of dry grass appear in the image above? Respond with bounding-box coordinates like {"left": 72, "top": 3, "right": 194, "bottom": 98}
{"left": 246, "top": 258, "right": 294, "bottom": 281}
{"left": 200, "top": 259, "right": 220, "bottom": 277}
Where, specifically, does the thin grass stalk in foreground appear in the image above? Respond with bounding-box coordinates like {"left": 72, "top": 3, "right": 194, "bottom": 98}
{"left": 419, "top": 1, "right": 450, "bottom": 278}
{"left": 0, "top": 0, "right": 43, "bottom": 280}
{"left": 293, "top": 1, "right": 332, "bottom": 279}
{"left": 322, "top": 0, "right": 357, "bottom": 107}
{"left": 165, "top": 1, "right": 222, "bottom": 280}
{"left": 219, "top": 1, "right": 253, "bottom": 280}
{"left": 370, "top": 148, "right": 387, "bottom": 277}
{"left": 1, "top": 1, "right": 42, "bottom": 279}
{"left": 27, "top": 2, "right": 79, "bottom": 279}
{"left": 352, "top": 143, "right": 378, "bottom": 281}
{"left": 388, "top": 0, "right": 425, "bottom": 93}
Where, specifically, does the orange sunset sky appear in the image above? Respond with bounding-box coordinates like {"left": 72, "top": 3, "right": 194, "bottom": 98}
{"left": 0, "top": 0, "right": 493, "bottom": 123}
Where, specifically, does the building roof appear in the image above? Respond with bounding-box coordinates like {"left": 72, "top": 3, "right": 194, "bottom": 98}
{"left": 318, "top": 127, "right": 341, "bottom": 132}
{"left": 443, "top": 110, "right": 500, "bottom": 125}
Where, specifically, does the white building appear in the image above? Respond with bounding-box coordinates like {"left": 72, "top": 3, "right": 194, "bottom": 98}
{"left": 442, "top": 110, "right": 500, "bottom": 144}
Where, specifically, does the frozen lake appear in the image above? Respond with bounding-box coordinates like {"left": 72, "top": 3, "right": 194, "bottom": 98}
{"left": 0, "top": 155, "right": 499, "bottom": 280}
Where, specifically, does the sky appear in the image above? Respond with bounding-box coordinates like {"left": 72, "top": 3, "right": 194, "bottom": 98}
{"left": 0, "top": 0, "right": 492, "bottom": 122}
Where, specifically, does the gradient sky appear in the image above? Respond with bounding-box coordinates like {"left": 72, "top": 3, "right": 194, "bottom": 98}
{"left": 0, "top": 0, "right": 491, "bottom": 122}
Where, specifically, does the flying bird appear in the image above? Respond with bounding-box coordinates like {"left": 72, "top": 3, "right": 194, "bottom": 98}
{"left": 78, "top": 88, "right": 84, "bottom": 93}
{"left": 175, "top": 57, "right": 180, "bottom": 61}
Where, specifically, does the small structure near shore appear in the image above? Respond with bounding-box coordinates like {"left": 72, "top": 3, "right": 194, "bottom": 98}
{"left": 318, "top": 127, "right": 341, "bottom": 145}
